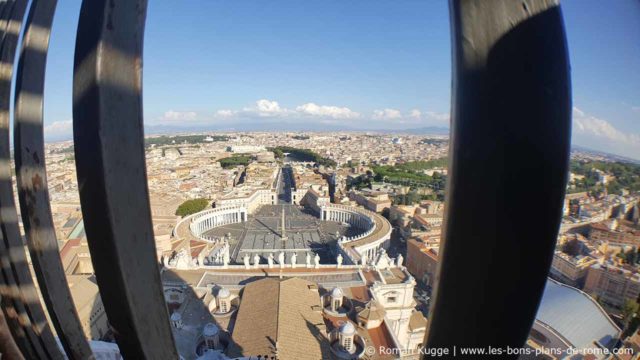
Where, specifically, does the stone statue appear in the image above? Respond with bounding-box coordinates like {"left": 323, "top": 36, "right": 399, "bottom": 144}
{"left": 223, "top": 251, "right": 229, "bottom": 268}
{"left": 175, "top": 249, "right": 191, "bottom": 270}
{"left": 305, "top": 253, "right": 312, "bottom": 268}
{"left": 278, "top": 252, "right": 285, "bottom": 269}
{"left": 291, "top": 253, "right": 297, "bottom": 268}
{"left": 243, "top": 254, "right": 250, "bottom": 269}
{"left": 314, "top": 253, "right": 321, "bottom": 269}
{"left": 337, "top": 254, "right": 343, "bottom": 268}
{"left": 268, "top": 253, "right": 274, "bottom": 268}
{"left": 253, "top": 254, "right": 260, "bottom": 268}
{"left": 396, "top": 254, "right": 404, "bottom": 267}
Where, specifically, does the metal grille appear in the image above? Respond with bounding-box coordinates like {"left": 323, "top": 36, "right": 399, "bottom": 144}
{"left": 0, "top": 0, "right": 571, "bottom": 359}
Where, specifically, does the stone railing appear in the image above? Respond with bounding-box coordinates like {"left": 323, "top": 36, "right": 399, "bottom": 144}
{"left": 321, "top": 204, "right": 393, "bottom": 264}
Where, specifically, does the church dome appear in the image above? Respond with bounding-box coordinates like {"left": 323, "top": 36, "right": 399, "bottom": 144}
{"left": 331, "top": 287, "right": 344, "bottom": 298}
{"left": 339, "top": 321, "right": 356, "bottom": 336}
{"left": 203, "top": 323, "right": 219, "bottom": 337}
{"left": 170, "top": 312, "right": 181, "bottom": 322}
{"left": 218, "top": 288, "right": 231, "bottom": 298}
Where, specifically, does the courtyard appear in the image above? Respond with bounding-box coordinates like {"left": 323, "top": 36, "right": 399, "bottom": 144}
{"left": 203, "top": 204, "right": 363, "bottom": 264}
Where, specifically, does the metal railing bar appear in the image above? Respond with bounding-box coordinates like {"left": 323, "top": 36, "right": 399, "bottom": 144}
{"left": 0, "top": 0, "right": 13, "bottom": 46}
{"left": 72, "top": 0, "right": 178, "bottom": 358}
{"left": 0, "top": 0, "right": 63, "bottom": 358}
{"left": 0, "top": 3, "right": 38, "bottom": 346}
{"left": 0, "top": 302, "right": 24, "bottom": 360}
{"left": 425, "top": 0, "right": 572, "bottom": 354}
{"left": 14, "top": 0, "right": 94, "bottom": 358}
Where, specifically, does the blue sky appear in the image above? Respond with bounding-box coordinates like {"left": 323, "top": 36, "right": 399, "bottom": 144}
{"left": 42, "top": 0, "right": 640, "bottom": 159}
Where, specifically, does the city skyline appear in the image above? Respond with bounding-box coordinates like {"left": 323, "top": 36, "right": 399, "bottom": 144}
{"left": 42, "top": 0, "right": 640, "bottom": 160}
{"left": 4, "top": 0, "right": 639, "bottom": 358}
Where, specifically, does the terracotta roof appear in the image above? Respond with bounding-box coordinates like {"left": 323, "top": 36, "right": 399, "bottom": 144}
{"left": 189, "top": 240, "right": 207, "bottom": 258}
{"left": 409, "top": 311, "right": 427, "bottom": 332}
{"left": 367, "top": 321, "right": 396, "bottom": 357}
{"left": 60, "top": 238, "right": 81, "bottom": 262}
{"left": 228, "top": 277, "right": 331, "bottom": 360}
{"left": 380, "top": 268, "right": 409, "bottom": 284}
{"left": 590, "top": 222, "right": 613, "bottom": 232}
{"left": 358, "top": 300, "right": 385, "bottom": 322}
{"left": 277, "top": 278, "right": 331, "bottom": 360}
{"left": 362, "top": 269, "right": 382, "bottom": 285}
{"left": 394, "top": 206, "right": 416, "bottom": 215}
{"left": 349, "top": 286, "right": 371, "bottom": 303}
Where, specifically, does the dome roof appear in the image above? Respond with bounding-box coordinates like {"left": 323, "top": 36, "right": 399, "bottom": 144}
{"left": 203, "top": 323, "right": 219, "bottom": 337}
{"left": 218, "top": 288, "right": 231, "bottom": 298}
{"left": 170, "top": 312, "right": 182, "bottom": 321}
{"left": 339, "top": 321, "right": 356, "bottom": 336}
{"left": 331, "top": 287, "right": 343, "bottom": 298}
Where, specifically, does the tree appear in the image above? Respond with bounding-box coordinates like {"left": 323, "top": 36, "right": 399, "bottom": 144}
{"left": 218, "top": 155, "right": 251, "bottom": 169}
{"left": 625, "top": 248, "right": 638, "bottom": 265}
{"left": 623, "top": 315, "right": 640, "bottom": 338}
{"left": 561, "top": 239, "right": 581, "bottom": 257}
{"left": 406, "top": 191, "right": 420, "bottom": 205}
{"left": 622, "top": 299, "right": 640, "bottom": 327}
{"left": 175, "top": 198, "right": 210, "bottom": 217}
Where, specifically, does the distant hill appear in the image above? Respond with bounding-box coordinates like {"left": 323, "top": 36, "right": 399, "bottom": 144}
{"left": 143, "top": 122, "right": 359, "bottom": 134}
{"left": 390, "top": 126, "right": 450, "bottom": 135}
{"left": 143, "top": 122, "right": 452, "bottom": 135}
{"left": 572, "top": 145, "right": 640, "bottom": 164}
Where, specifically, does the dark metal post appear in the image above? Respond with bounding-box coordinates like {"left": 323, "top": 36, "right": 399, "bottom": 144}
{"left": 73, "top": 0, "right": 179, "bottom": 358}
{"left": 14, "top": 0, "right": 94, "bottom": 358}
{"left": 425, "top": 0, "right": 571, "bottom": 355}
{"left": 0, "top": 0, "right": 64, "bottom": 358}
{"left": 0, "top": 304, "right": 24, "bottom": 360}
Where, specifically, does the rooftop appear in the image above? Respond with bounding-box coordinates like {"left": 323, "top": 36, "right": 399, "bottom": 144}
{"left": 226, "top": 277, "right": 331, "bottom": 359}
{"left": 535, "top": 279, "right": 620, "bottom": 350}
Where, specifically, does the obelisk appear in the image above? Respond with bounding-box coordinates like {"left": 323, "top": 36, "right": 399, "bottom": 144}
{"left": 281, "top": 207, "right": 288, "bottom": 240}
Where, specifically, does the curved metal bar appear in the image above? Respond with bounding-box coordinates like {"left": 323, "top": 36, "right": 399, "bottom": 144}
{"left": 0, "top": 2, "right": 11, "bottom": 46}
{"left": 0, "top": 306, "right": 24, "bottom": 360}
{"left": 425, "top": 0, "right": 572, "bottom": 353}
{"left": 0, "top": 0, "right": 63, "bottom": 359}
{"left": 14, "top": 0, "right": 94, "bottom": 359}
{"left": 0, "top": 5, "right": 37, "bottom": 357}
{"left": 73, "top": 0, "right": 178, "bottom": 358}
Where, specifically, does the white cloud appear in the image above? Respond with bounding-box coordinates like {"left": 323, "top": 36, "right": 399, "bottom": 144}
{"left": 215, "top": 109, "right": 235, "bottom": 117}
{"left": 160, "top": 110, "right": 197, "bottom": 121}
{"left": 409, "top": 109, "right": 422, "bottom": 118}
{"left": 572, "top": 106, "right": 640, "bottom": 158}
{"left": 573, "top": 107, "right": 585, "bottom": 118}
{"left": 256, "top": 99, "right": 282, "bottom": 113}
{"left": 220, "top": 99, "right": 360, "bottom": 120}
{"left": 296, "top": 103, "right": 360, "bottom": 119}
{"left": 208, "top": 99, "right": 450, "bottom": 128}
{"left": 243, "top": 99, "right": 288, "bottom": 117}
{"left": 372, "top": 108, "right": 402, "bottom": 120}
{"left": 44, "top": 120, "right": 73, "bottom": 141}
{"left": 425, "top": 111, "right": 450, "bottom": 122}
{"left": 572, "top": 107, "right": 639, "bottom": 144}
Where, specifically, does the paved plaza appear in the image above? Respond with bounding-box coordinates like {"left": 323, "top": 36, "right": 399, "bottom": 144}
{"left": 203, "top": 204, "right": 362, "bottom": 264}
{"left": 196, "top": 271, "right": 364, "bottom": 288}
